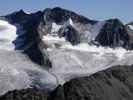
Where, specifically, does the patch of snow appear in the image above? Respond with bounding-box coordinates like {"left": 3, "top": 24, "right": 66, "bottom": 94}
{"left": 0, "top": 20, "right": 17, "bottom": 50}
{"left": 128, "top": 25, "right": 133, "bottom": 30}
{"left": 60, "top": 43, "right": 127, "bottom": 60}
{"left": 69, "top": 18, "right": 74, "bottom": 26}
{"left": 51, "top": 22, "right": 62, "bottom": 33}
{"left": 42, "top": 35, "right": 70, "bottom": 48}
{"left": 23, "top": 10, "right": 32, "bottom": 15}
{"left": 43, "top": 35, "right": 66, "bottom": 42}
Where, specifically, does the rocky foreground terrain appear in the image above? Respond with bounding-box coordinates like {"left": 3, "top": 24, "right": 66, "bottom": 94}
{"left": 1, "top": 65, "right": 133, "bottom": 100}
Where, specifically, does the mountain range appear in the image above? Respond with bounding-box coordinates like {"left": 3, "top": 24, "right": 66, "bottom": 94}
{"left": 1, "top": 7, "right": 133, "bottom": 65}
{"left": 0, "top": 7, "right": 133, "bottom": 100}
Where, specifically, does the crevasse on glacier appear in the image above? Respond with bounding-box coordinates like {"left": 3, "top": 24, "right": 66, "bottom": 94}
{"left": 0, "top": 15, "right": 133, "bottom": 96}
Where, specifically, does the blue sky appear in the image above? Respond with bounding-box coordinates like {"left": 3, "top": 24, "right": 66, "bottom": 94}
{"left": 0, "top": 0, "right": 132, "bottom": 23}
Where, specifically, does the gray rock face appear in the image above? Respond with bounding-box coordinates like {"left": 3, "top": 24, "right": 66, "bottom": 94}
{"left": 4, "top": 10, "right": 51, "bottom": 66}
{"left": 96, "top": 19, "right": 130, "bottom": 49}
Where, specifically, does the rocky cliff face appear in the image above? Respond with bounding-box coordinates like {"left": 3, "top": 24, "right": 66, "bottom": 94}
{"left": 3, "top": 10, "right": 52, "bottom": 66}
{"left": 96, "top": 19, "right": 129, "bottom": 48}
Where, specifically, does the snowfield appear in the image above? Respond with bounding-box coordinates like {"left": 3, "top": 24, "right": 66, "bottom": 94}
{"left": 47, "top": 43, "right": 133, "bottom": 84}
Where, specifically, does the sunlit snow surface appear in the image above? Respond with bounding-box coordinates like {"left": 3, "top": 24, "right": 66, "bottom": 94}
{"left": 47, "top": 43, "right": 133, "bottom": 84}
{"left": 0, "top": 20, "right": 17, "bottom": 50}
{"left": 128, "top": 25, "right": 133, "bottom": 30}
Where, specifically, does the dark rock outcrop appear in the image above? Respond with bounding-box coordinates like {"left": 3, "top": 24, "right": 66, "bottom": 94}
{"left": 0, "top": 89, "right": 48, "bottom": 100}
{"left": 95, "top": 19, "right": 130, "bottom": 49}
{"left": 43, "top": 7, "right": 97, "bottom": 25}
{"left": 59, "top": 25, "right": 81, "bottom": 45}
{"left": 3, "top": 10, "right": 51, "bottom": 66}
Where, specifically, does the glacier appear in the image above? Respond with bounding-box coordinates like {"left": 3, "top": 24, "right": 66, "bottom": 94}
{"left": 47, "top": 43, "right": 133, "bottom": 84}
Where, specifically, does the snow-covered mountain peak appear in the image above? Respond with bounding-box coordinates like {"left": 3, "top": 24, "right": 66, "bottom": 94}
{"left": 0, "top": 7, "right": 133, "bottom": 95}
